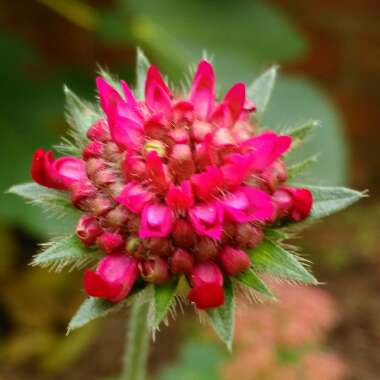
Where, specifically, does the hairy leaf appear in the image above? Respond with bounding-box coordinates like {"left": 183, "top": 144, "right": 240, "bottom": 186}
{"left": 247, "top": 65, "right": 278, "bottom": 119}
{"left": 236, "top": 269, "right": 275, "bottom": 299}
{"left": 306, "top": 185, "right": 365, "bottom": 220}
{"left": 32, "top": 234, "right": 98, "bottom": 271}
{"left": 287, "top": 154, "right": 319, "bottom": 180}
{"left": 153, "top": 278, "right": 179, "bottom": 329}
{"left": 207, "top": 278, "right": 235, "bottom": 351}
{"left": 248, "top": 239, "right": 317, "bottom": 284}
{"left": 285, "top": 120, "right": 320, "bottom": 149}
{"left": 135, "top": 48, "right": 150, "bottom": 100}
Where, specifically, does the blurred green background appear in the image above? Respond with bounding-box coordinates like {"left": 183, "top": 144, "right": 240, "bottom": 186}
{"left": 0, "top": 1, "right": 379, "bottom": 379}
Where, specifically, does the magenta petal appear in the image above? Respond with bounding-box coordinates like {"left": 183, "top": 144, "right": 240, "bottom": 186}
{"left": 145, "top": 65, "right": 172, "bottom": 100}
{"left": 189, "top": 202, "right": 224, "bottom": 240}
{"left": 139, "top": 204, "right": 173, "bottom": 238}
{"left": 110, "top": 116, "right": 144, "bottom": 151}
{"left": 223, "top": 82, "right": 246, "bottom": 123}
{"left": 53, "top": 157, "right": 86, "bottom": 186}
{"left": 117, "top": 102, "right": 143, "bottom": 124}
{"left": 145, "top": 80, "right": 172, "bottom": 117}
{"left": 120, "top": 80, "right": 138, "bottom": 107}
{"left": 189, "top": 60, "right": 215, "bottom": 120}
{"left": 223, "top": 186, "right": 275, "bottom": 223}
{"left": 96, "top": 77, "right": 122, "bottom": 122}
{"left": 191, "top": 166, "right": 224, "bottom": 201}
{"left": 116, "top": 182, "right": 153, "bottom": 214}
{"left": 190, "top": 261, "right": 224, "bottom": 288}
{"left": 165, "top": 181, "right": 194, "bottom": 211}
{"left": 242, "top": 132, "right": 292, "bottom": 171}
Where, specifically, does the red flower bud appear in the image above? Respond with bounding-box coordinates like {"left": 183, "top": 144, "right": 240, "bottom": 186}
{"left": 172, "top": 219, "right": 195, "bottom": 248}
{"left": 145, "top": 237, "right": 171, "bottom": 256}
{"left": 90, "top": 197, "right": 115, "bottom": 216}
{"left": 194, "top": 237, "right": 219, "bottom": 261}
{"left": 260, "top": 161, "right": 288, "bottom": 192}
{"left": 86, "top": 119, "right": 110, "bottom": 142}
{"left": 104, "top": 206, "right": 129, "bottom": 228}
{"left": 97, "top": 231, "right": 124, "bottom": 254}
{"left": 140, "top": 257, "right": 170, "bottom": 284}
{"left": 70, "top": 180, "right": 97, "bottom": 208}
{"left": 76, "top": 215, "right": 103, "bottom": 246}
{"left": 84, "top": 254, "right": 139, "bottom": 302}
{"left": 188, "top": 261, "right": 224, "bottom": 309}
{"left": 236, "top": 223, "right": 263, "bottom": 249}
{"left": 85, "top": 158, "right": 107, "bottom": 179}
{"left": 171, "top": 249, "right": 194, "bottom": 274}
{"left": 169, "top": 144, "right": 196, "bottom": 183}
{"left": 82, "top": 141, "right": 104, "bottom": 160}
{"left": 218, "top": 246, "right": 250, "bottom": 276}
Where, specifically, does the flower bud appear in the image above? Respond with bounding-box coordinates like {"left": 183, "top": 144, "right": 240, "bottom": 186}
{"left": 218, "top": 246, "right": 250, "bottom": 276}
{"left": 145, "top": 237, "right": 171, "bottom": 257}
{"left": 85, "top": 158, "right": 107, "bottom": 179}
{"left": 122, "top": 155, "right": 146, "bottom": 180}
{"left": 172, "top": 219, "right": 195, "bottom": 248}
{"left": 92, "top": 168, "right": 117, "bottom": 187}
{"left": 86, "top": 119, "right": 110, "bottom": 142}
{"left": 169, "top": 128, "right": 190, "bottom": 144}
{"left": 70, "top": 180, "right": 96, "bottom": 208}
{"left": 192, "top": 120, "right": 212, "bottom": 142}
{"left": 104, "top": 205, "right": 129, "bottom": 228}
{"left": 97, "top": 231, "right": 124, "bottom": 254}
{"left": 139, "top": 204, "right": 173, "bottom": 238}
{"left": 171, "top": 249, "right": 194, "bottom": 274}
{"left": 169, "top": 144, "right": 195, "bottom": 183}
{"left": 260, "top": 161, "right": 288, "bottom": 192}
{"left": 84, "top": 254, "right": 139, "bottom": 302}
{"left": 126, "top": 236, "right": 145, "bottom": 258}
{"left": 82, "top": 141, "right": 104, "bottom": 160}
{"left": 236, "top": 223, "right": 263, "bottom": 248}
{"left": 194, "top": 237, "right": 219, "bottom": 261}
{"left": 103, "top": 142, "right": 123, "bottom": 162}
{"left": 76, "top": 215, "right": 103, "bottom": 246}
{"left": 140, "top": 257, "right": 170, "bottom": 284}
{"left": 273, "top": 189, "right": 293, "bottom": 219}
{"left": 90, "top": 196, "right": 115, "bottom": 216}
{"left": 188, "top": 261, "right": 224, "bottom": 310}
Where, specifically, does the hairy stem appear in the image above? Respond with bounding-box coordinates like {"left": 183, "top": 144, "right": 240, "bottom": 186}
{"left": 121, "top": 299, "right": 151, "bottom": 380}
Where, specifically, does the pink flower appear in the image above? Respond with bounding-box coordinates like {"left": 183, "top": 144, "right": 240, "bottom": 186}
{"left": 189, "top": 201, "right": 224, "bottom": 240}
{"left": 189, "top": 60, "right": 215, "bottom": 120}
{"left": 116, "top": 181, "right": 153, "bottom": 214}
{"left": 191, "top": 166, "right": 224, "bottom": 201}
{"left": 274, "top": 187, "right": 313, "bottom": 222}
{"left": 165, "top": 181, "right": 194, "bottom": 211}
{"left": 242, "top": 131, "right": 292, "bottom": 172}
{"left": 218, "top": 246, "right": 251, "bottom": 276}
{"left": 222, "top": 186, "right": 275, "bottom": 223}
{"left": 84, "top": 254, "right": 139, "bottom": 302}
{"left": 76, "top": 215, "right": 103, "bottom": 246}
{"left": 31, "top": 149, "right": 86, "bottom": 190}
{"left": 97, "top": 231, "right": 124, "bottom": 254}
{"left": 188, "top": 261, "right": 224, "bottom": 310}
{"left": 139, "top": 204, "right": 173, "bottom": 238}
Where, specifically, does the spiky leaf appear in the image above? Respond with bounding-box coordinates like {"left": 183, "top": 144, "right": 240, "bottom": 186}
{"left": 153, "top": 278, "right": 179, "bottom": 329}
{"left": 68, "top": 297, "right": 120, "bottom": 333}
{"left": 207, "top": 278, "right": 235, "bottom": 351}
{"left": 135, "top": 48, "right": 150, "bottom": 100}
{"left": 8, "top": 182, "right": 73, "bottom": 213}
{"left": 248, "top": 239, "right": 317, "bottom": 284}
{"left": 306, "top": 185, "right": 365, "bottom": 221}
{"left": 247, "top": 65, "right": 278, "bottom": 119}
{"left": 287, "top": 154, "right": 319, "bottom": 180}
{"left": 32, "top": 234, "right": 98, "bottom": 271}
{"left": 236, "top": 269, "right": 275, "bottom": 299}
{"left": 286, "top": 120, "right": 320, "bottom": 149}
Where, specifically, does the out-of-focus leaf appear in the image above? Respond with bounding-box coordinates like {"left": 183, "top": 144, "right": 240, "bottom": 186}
{"left": 32, "top": 235, "right": 99, "bottom": 271}
{"left": 247, "top": 65, "right": 278, "bottom": 119}
{"left": 153, "top": 278, "right": 179, "bottom": 329}
{"left": 158, "top": 340, "right": 225, "bottom": 380}
{"left": 263, "top": 76, "right": 347, "bottom": 185}
{"left": 235, "top": 269, "right": 275, "bottom": 299}
{"left": 207, "top": 278, "right": 234, "bottom": 351}
{"left": 306, "top": 185, "right": 365, "bottom": 221}
{"left": 135, "top": 48, "right": 150, "bottom": 100}
{"left": 248, "top": 239, "right": 317, "bottom": 284}
{"left": 285, "top": 120, "right": 320, "bottom": 149}
{"left": 287, "top": 155, "right": 319, "bottom": 180}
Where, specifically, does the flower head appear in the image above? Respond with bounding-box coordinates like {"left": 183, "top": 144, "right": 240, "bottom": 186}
{"left": 30, "top": 59, "right": 314, "bottom": 310}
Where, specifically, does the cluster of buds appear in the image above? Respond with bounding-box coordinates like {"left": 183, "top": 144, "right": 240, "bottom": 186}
{"left": 31, "top": 60, "right": 313, "bottom": 310}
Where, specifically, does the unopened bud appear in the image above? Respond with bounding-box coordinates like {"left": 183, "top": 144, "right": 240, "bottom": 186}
{"left": 261, "top": 161, "right": 288, "bottom": 192}
{"left": 103, "top": 142, "right": 123, "bottom": 163}
{"left": 86, "top": 158, "right": 107, "bottom": 179}
{"left": 272, "top": 189, "right": 293, "bottom": 219}
{"left": 92, "top": 168, "right": 117, "bottom": 187}
{"left": 70, "top": 180, "right": 96, "bottom": 208}
{"left": 86, "top": 119, "right": 110, "bottom": 142}
{"left": 236, "top": 223, "right": 263, "bottom": 249}
{"left": 140, "top": 257, "right": 170, "bottom": 284}
{"left": 104, "top": 205, "right": 129, "bottom": 228}
{"left": 83, "top": 141, "right": 104, "bottom": 160}
{"left": 122, "top": 155, "right": 146, "bottom": 180}
{"left": 195, "top": 237, "right": 219, "bottom": 261}
{"left": 97, "top": 231, "right": 124, "bottom": 254}
{"left": 218, "top": 246, "right": 250, "bottom": 276}
{"left": 76, "top": 215, "right": 103, "bottom": 246}
{"left": 169, "top": 144, "right": 195, "bottom": 182}
{"left": 171, "top": 249, "right": 194, "bottom": 274}
{"left": 126, "top": 236, "right": 145, "bottom": 258}
{"left": 90, "top": 197, "right": 115, "bottom": 216}
{"left": 172, "top": 219, "right": 195, "bottom": 248}
{"left": 145, "top": 238, "right": 171, "bottom": 257}
{"left": 192, "top": 120, "right": 212, "bottom": 142}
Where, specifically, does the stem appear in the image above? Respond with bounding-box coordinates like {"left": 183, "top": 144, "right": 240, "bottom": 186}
{"left": 121, "top": 299, "right": 151, "bottom": 380}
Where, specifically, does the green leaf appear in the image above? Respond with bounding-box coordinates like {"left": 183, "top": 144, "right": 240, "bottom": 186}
{"left": 61, "top": 86, "right": 100, "bottom": 154}
{"left": 32, "top": 234, "right": 98, "bottom": 271}
{"left": 265, "top": 228, "right": 289, "bottom": 241}
{"left": 247, "top": 65, "right": 278, "bottom": 119}
{"left": 153, "top": 278, "right": 179, "bottom": 329}
{"left": 287, "top": 154, "right": 319, "bottom": 180}
{"left": 248, "top": 239, "right": 317, "bottom": 284}
{"left": 236, "top": 269, "right": 275, "bottom": 299}
{"left": 8, "top": 182, "right": 73, "bottom": 213}
{"left": 68, "top": 297, "right": 120, "bottom": 333}
{"left": 285, "top": 120, "right": 320, "bottom": 149}
{"left": 306, "top": 185, "right": 365, "bottom": 221}
{"left": 207, "top": 278, "right": 235, "bottom": 351}
{"left": 97, "top": 67, "right": 123, "bottom": 94}
{"left": 135, "top": 48, "right": 150, "bottom": 100}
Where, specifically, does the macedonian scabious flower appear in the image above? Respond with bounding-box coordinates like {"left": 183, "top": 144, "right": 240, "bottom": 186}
{"left": 9, "top": 50, "right": 363, "bottom": 347}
